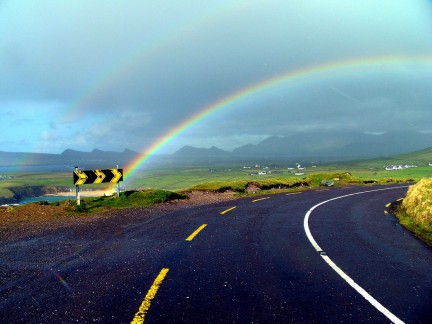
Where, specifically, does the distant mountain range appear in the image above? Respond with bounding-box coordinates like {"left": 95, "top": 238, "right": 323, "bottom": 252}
{"left": 60, "top": 148, "right": 138, "bottom": 164}
{"left": 172, "top": 130, "right": 432, "bottom": 163}
{"left": 0, "top": 148, "right": 139, "bottom": 169}
{"left": 0, "top": 130, "right": 431, "bottom": 169}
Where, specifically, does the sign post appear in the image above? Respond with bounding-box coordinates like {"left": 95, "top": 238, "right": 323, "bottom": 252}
{"left": 75, "top": 166, "right": 81, "bottom": 206}
{"left": 76, "top": 185, "right": 80, "bottom": 206}
{"left": 116, "top": 165, "right": 120, "bottom": 198}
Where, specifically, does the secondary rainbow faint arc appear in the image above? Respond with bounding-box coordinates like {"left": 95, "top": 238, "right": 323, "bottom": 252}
{"left": 61, "top": 1, "right": 249, "bottom": 123}
{"left": 121, "top": 54, "right": 432, "bottom": 183}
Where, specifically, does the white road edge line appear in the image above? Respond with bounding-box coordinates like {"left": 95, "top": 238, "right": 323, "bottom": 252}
{"left": 303, "top": 186, "right": 409, "bottom": 324}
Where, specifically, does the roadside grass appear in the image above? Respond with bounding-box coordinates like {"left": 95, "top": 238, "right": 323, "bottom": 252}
{"left": 188, "top": 180, "right": 249, "bottom": 192}
{"left": 394, "top": 210, "right": 432, "bottom": 246}
{"left": 304, "top": 172, "right": 360, "bottom": 186}
{"left": 187, "top": 178, "right": 311, "bottom": 193}
{"left": 70, "top": 189, "right": 188, "bottom": 213}
{"left": 253, "top": 178, "right": 308, "bottom": 190}
{"left": 185, "top": 172, "right": 414, "bottom": 194}
{"left": 396, "top": 178, "right": 432, "bottom": 245}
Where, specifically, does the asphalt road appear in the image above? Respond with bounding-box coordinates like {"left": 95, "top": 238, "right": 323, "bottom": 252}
{"left": 1, "top": 185, "right": 431, "bottom": 323}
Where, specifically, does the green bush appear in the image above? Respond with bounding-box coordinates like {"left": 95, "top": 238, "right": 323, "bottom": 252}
{"left": 397, "top": 178, "right": 432, "bottom": 245}
{"left": 401, "top": 179, "right": 432, "bottom": 228}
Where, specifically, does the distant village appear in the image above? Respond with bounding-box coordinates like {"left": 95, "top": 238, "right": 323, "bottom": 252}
{"left": 244, "top": 163, "right": 312, "bottom": 176}
{"left": 384, "top": 162, "right": 432, "bottom": 171}
{"left": 384, "top": 164, "right": 416, "bottom": 171}
{"left": 0, "top": 174, "right": 13, "bottom": 180}
{"left": 208, "top": 161, "right": 432, "bottom": 176}
{"left": 209, "top": 163, "right": 313, "bottom": 176}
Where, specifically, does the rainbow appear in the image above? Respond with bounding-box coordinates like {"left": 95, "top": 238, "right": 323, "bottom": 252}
{"left": 61, "top": 2, "right": 248, "bottom": 124}
{"left": 115, "top": 54, "right": 432, "bottom": 186}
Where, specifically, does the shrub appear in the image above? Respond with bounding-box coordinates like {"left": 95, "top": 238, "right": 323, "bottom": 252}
{"left": 401, "top": 178, "right": 432, "bottom": 228}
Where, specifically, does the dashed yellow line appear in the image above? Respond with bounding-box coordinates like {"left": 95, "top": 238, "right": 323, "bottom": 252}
{"left": 185, "top": 224, "right": 207, "bottom": 241}
{"left": 385, "top": 203, "right": 391, "bottom": 208}
{"left": 131, "top": 268, "right": 169, "bottom": 324}
{"left": 384, "top": 210, "right": 389, "bottom": 214}
{"left": 220, "top": 206, "right": 237, "bottom": 215}
{"left": 252, "top": 197, "right": 270, "bottom": 203}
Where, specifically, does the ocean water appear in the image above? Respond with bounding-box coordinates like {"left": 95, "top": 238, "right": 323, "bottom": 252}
{"left": 0, "top": 164, "right": 74, "bottom": 173}
{"left": 19, "top": 195, "right": 75, "bottom": 205}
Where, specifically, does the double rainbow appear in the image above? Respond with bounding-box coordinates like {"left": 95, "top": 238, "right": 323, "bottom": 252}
{"left": 121, "top": 54, "right": 432, "bottom": 184}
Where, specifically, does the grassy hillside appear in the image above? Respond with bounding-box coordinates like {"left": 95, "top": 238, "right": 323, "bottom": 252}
{"left": 393, "top": 147, "right": 432, "bottom": 163}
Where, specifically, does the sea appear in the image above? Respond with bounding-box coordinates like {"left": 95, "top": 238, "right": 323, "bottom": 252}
{"left": 0, "top": 164, "right": 74, "bottom": 173}
{"left": 18, "top": 195, "right": 76, "bottom": 205}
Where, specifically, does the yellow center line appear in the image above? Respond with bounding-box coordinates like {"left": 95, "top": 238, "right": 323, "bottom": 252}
{"left": 131, "top": 268, "right": 169, "bottom": 324}
{"left": 252, "top": 197, "right": 270, "bottom": 203}
{"left": 286, "top": 192, "right": 302, "bottom": 195}
{"left": 220, "top": 206, "right": 237, "bottom": 215}
{"left": 385, "top": 203, "right": 391, "bottom": 208}
{"left": 185, "top": 224, "right": 207, "bottom": 241}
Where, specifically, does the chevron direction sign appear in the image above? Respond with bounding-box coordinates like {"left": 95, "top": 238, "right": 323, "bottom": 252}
{"left": 73, "top": 168, "right": 123, "bottom": 186}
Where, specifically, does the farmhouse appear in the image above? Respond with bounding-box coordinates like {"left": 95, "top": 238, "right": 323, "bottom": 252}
{"left": 384, "top": 164, "right": 418, "bottom": 171}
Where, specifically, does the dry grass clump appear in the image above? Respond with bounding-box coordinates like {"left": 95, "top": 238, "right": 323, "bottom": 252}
{"left": 401, "top": 178, "right": 432, "bottom": 228}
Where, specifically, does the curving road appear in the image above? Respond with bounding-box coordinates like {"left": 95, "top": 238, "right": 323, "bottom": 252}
{"left": 1, "top": 185, "right": 431, "bottom": 323}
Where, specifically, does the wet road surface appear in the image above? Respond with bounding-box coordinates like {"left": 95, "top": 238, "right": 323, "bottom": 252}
{"left": 1, "top": 185, "right": 431, "bottom": 323}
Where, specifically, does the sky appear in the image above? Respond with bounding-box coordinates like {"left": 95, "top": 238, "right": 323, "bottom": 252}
{"left": 1, "top": 0, "right": 432, "bottom": 154}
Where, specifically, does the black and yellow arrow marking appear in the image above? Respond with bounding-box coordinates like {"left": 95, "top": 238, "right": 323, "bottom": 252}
{"left": 94, "top": 169, "right": 106, "bottom": 184}
{"left": 73, "top": 168, "right": 123, "bottom": 186}
{"left": 111, "top": 168, "right": 123, "bottom": 183}
{"left": 73, "top": 169, "right": 88, "bottom": 186}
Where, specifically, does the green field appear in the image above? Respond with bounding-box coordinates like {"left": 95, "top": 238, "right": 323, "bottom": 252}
{"left": 124, "top": 159, "right": 431, "bottom": 191}
{"left": 1, "top": 148, "right": 431, "bottom": 199}
{"left": 1, "top": 157, "right": 431, "bottom": 199}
